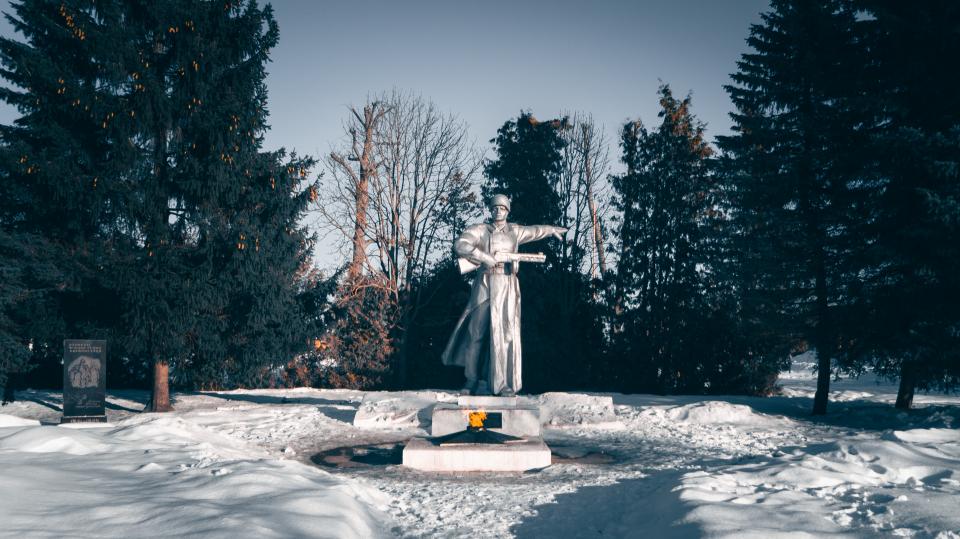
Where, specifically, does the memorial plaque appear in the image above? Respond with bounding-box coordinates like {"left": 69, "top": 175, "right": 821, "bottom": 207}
{"left": 61, "top": 339, "right": 107, "bottom": 423}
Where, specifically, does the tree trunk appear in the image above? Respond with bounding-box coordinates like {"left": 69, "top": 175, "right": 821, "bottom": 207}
{"left": 812, "top": 349, "right": 831, "bottom": 415}
{"left": 348, "top": 167, "right": 370, "bottom": 280}
{"left": 811, "top": 253, "right": 831, "bottom": 415}
{"left": 1, "top": 374, "right": 16, "bottom": 404}
{"left": 148, "top": 359, "right": 172, "bottom": 412}
{"left": 394, "top": 328, "right": 409, "bottom": 389}
{"left": 348, "top": 105, "right": 380, "bottom": 281}
{"left": 583, "top": 132, "right": 606, "bottom": 277}
{"left": 895, "top": 361, "right": 916, "bottom": 410}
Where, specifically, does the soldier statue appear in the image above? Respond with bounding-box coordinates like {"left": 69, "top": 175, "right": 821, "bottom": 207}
{"left": 440, "top": 194, "right": 567, "bottom": 396}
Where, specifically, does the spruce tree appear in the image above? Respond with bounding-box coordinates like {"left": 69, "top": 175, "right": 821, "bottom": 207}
{"left": 0, "top": 230, "right": 64, "bottom": 401}
{"left": 111, "top": 1, "right": 317, "bottom": 398}
{"left": 718, "top": 0, "right": 872, "bottom": 414}
{"left": 0, "top": 0, "right": 134, "bottom": 391}
{"left": 484, "top": 113, "right": 566, "bottom": 232}
{"left": 853, "top": 0, "right": 960, "bottom": 408}
{"left": 611, "top": 86, "right": 766, "bottom": 394}
{"left": 1, "top": 1, "right": 316, "bottom": 406}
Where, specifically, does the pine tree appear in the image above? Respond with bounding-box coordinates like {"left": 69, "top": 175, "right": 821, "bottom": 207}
{"left": 114, "top": 1, "right": 317, "bottom": 399}
{"left": 484, "top": 113, "right": 566, "bottom": 232}
{"left": 718, "top": 0, "right": 872, "bottom": 414}
{"left": 1, "top": 1, "right": 316, "bottom": 406}
{"left": 611, "top": 86, "right": 765, "bottom": 394}
{"left": 180, "top": 150, "right": 318, "bottom": 389}
{"left": 0, "top": 0, "right": 134, "bottom": 392}
{"left": 0, "top": 230, "right": 64, "bottom": 401}
{"left": 853, "top": 0, "right": 960, "bottom": 408}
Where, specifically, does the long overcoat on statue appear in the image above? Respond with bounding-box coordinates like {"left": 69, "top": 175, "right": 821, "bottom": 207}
{"left": 440, "top": 222, "right": 556, "bottom": 395}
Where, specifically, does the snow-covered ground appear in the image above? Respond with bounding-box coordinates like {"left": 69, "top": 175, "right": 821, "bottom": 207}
{"left": 1, "top": 355, "right": 958, "bottom": 538}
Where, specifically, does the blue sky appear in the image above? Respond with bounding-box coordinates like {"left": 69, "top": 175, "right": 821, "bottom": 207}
{"left": 262, "top": 0, "right": 769, "bottom": 156}
{"left": 1, "top": 0, "right": 769, "bottom": 157}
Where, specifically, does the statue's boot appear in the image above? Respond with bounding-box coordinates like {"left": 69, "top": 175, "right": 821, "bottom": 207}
{"left": 474, "top": 380, "right": 492, "bottom": 396}
{"left": 499, "top": 388, "right": 516, "bottom": 397}
{"left": 459, "top": 379, "right": 475, "bottom": 396}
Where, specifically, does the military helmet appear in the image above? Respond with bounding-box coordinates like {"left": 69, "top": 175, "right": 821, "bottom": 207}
{"left": 489, "top": 193, "right": 511, "bottom": 211}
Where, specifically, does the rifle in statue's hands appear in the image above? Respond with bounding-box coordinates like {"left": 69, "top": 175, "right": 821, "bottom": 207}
{"left": 457, "top": 252, "right": 547, "bottom": 274}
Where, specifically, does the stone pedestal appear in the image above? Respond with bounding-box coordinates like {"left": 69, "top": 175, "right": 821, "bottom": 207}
{"left": 431, "top": 396, "right": 541, "bottom": 438}
{"left": 404, "top": 395, "right": 551, "bottom": 472}
{"left": 402, "top": 437, "right": 551, "bottom": 472}
{"left": 60, "top": 415, "right": 108, "bottom": 424}
{"left": 457, "top": 395, "right": 520, "bottom": 407}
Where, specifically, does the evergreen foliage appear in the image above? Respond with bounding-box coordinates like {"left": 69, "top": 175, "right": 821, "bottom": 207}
{"left": 401, "top": 260, "right": 473, "bottom": 390}
{"left": 717, "top": 0, "right": 873, "bottom": 413}
{"left": 0, "top": 230, "right": 64, "bottom": 398}
{"left": 483, "top": 113, "right": 565, "bottom": 231}
{"left": 0, "top": 0, "right": 316, "bottom": 401}
{"left": 0, "top": 0, "right": 139, "bottom": 391}
{"left": 610, "top": 86, "right": 775, "bottom": 395}
{"left": 852, "top": 0, "right": 960, "bottom": 407}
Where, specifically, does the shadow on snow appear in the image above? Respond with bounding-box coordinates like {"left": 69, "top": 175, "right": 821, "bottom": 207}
{"left": 511, "top": 471, "right": 702, "bottom": 539}
{"left": 195, "top": 391, "right": 359, "bottom": 423}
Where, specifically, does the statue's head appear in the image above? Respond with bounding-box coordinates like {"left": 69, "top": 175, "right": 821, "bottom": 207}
{"left": 489, "top": 193, "right": 510, "bottom": 222}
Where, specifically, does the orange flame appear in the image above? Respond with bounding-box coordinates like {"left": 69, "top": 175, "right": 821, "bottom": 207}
{"left": 468, "top": 410, "right": 486, "bottom": 428}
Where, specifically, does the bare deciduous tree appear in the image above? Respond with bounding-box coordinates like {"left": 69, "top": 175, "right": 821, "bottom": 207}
{"left": 323, "top": 101, "right": 390, "bottom": 281}
{"left": 370, "top": 90, "right": 482, "bottom": 297}
{"left": 558, "top": 113, "right": 611, "bottom": 278}
{"left": 318, "top": 91, "right": 482, "bottom": 386}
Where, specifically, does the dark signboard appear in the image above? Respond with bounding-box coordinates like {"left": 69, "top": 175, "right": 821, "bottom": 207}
{"left": 62, "top": 339, "right": 107, "bottom": 423}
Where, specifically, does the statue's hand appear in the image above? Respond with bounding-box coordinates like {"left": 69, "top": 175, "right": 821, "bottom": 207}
{"left": 479, "top": 251, "right": 498, "bottom": 269}
{"left": 552, "top": 227, "right": 568, "bottom": 240}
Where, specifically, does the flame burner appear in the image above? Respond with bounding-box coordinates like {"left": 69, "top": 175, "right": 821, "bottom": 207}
{"left": 434, "top": 411, "right": 523, "bottom": 446}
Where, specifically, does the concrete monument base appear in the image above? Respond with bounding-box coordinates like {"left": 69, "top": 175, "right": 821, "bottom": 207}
{"left": 402, "top": 437, "right": 551, "bottom": 472}
{"left": 431, "top": 405, "right": 540, "bottom": 438}
{"left": 457, "top": 395, "right": 521, "bottom": 407}
{"left": 432, "top": 396, "right": 541, "bottom": 438}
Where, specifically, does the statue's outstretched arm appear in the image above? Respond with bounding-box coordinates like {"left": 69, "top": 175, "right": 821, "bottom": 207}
{"left": 516, "top": 225, "right": 568, "bottom": 245}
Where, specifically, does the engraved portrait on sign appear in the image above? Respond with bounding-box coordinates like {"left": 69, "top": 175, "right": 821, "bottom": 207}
{"left": 68, "top": 355, "right": 101, "bottom": 388}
